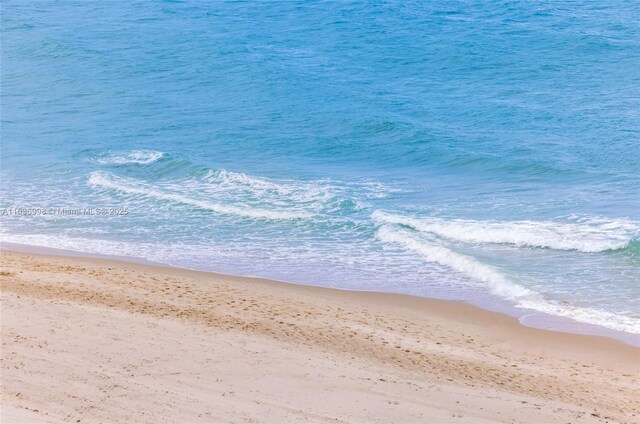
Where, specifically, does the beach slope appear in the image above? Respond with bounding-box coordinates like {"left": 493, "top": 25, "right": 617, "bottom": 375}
{"left": 1, "top": 250, "right": 638, "bottom": 423}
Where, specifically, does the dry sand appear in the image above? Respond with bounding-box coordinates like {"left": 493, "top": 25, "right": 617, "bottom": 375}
{"left": 1, "top": 250, "right": 638, "bottom": 423}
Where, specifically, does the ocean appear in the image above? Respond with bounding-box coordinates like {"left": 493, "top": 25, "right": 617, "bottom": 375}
{"left": 1, "top": 1, "right": 639, "bottom": 339}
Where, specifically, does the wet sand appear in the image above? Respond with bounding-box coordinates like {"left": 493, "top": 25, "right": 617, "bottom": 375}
{"left": 1, "top": 250, "right": 638, "bottom": 423}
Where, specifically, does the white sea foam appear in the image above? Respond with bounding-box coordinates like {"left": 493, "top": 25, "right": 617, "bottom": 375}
{"left": 88, "top": 171, "right": 312, "bottom": 220}
{"left": 92, "top": 150, "right": 164, "bottom": 165}
{"left": 198, "top": 169, "right": 405, "bottom": 211}
{"left": 373, "top": 211, "right": 637, "bottom": 253}
{"left": 201, "top": 169, "right": 400, "bottom": 211}
{"left": 514, "top": 296, "right": 640, "bottom": 336}
{"left": 376, "top": 225, "right": 532, "bottom": 299}
{"left": 376, "top": 225, "right": 640, "bottom": 334}
{"left": 202, "top": 169, "right": 337, "bottom": 205}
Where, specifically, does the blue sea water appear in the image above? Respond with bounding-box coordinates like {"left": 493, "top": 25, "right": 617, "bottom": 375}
{"left": 1, "top": 1, "right": 639, "bottom": 338}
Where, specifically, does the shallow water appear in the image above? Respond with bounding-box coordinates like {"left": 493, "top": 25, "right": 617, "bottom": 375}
{"left": 2, "top": 1, "right": 639, "bottom": 335}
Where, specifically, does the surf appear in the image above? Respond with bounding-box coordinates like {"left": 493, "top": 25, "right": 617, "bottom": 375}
{"left": 375, "top": 225, "right": 640, "bottom": 334}
{"left": 89, "top": 150, "right": 165, "bottom": 165}
{"left": 372, "top": 211, "right": 638, "bottom": 253}
{"left": 87, "top": 171, "right": 314, "bottom": 221}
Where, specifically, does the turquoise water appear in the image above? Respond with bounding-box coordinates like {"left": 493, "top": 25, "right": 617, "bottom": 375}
{"left": 2, "top": 1, "right": 639, "bottom": 336}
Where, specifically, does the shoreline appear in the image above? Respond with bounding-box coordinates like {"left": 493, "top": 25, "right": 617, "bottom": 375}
{"left": 2, "top": 241, "right": 639, "bottom": 347}
{"left": 1, "top": 247, "right": 639, "bottom": 422}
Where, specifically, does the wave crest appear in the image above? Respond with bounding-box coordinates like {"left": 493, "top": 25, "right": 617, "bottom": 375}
{"left": 376, "top": 225, "right": 640, "bottom": 334}
{"left": 372, "top": 211, "right": 637, "bottom": 253}
{"left": 377, "top": 225, "right": 532, "bottom": 299}
{"left": 87, "top": 171, "right": 313, "bottom": 220}
{"left": 91, "top": 150, "right": 165, "bottom": 165}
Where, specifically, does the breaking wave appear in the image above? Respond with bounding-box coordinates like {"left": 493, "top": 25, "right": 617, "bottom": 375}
{"left": 376, "top": 225, "right": 640, "bottom": 334}
{"left": 87, "top": 171, "right": 313, "bottom": 220}
{"left": 90, "top": 150, "right": 165, "bottom": 165}
{"left": 372, "top": 211, "right": 638, "bottom": 253}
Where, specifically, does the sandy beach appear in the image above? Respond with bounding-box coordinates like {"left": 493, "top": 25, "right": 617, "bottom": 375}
{"left": 0, "top": 249, "right": 638, "bottom": 423}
